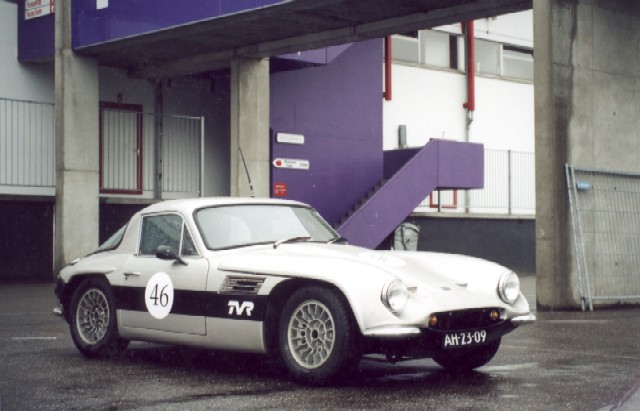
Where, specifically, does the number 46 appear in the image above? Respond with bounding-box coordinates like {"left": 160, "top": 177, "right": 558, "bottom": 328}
{"left": 150, "top": 284, "right": 169, "bottom": 307}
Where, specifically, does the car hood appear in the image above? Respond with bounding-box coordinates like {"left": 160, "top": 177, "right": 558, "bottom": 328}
{"left": 215, "top": 243, "right": 509, "bottom": 295}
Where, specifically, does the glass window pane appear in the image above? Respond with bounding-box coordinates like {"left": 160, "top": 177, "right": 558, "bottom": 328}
{"left": 420, "top": 30, "right": 451, "bottom": 68}
{"left": 503, "top": 48, "right": 534, "bottom": 81}
{"left": 195, "top": 205, "right": 337, "bottom": 250}
{"left": 392, "top": 35, "right": 419, "bottom": 64}
{"left": 475, "top": 39, "right": 500, "bottom": 75}
{"left": 96, "top": 224, "right": 127, "bottom": 252}
{"left": 140, "top": 214, "right": 182, "bottom": 255}
{"left": 181, "top": 227, "right": 198, "bottom": 256}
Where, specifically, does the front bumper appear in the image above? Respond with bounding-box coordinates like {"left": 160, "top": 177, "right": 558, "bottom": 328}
{"left": 53, "top": 277, "right": 67, "bottom": 320}
{"left": 362, "top": 312, "right": 534, "bottom": 359}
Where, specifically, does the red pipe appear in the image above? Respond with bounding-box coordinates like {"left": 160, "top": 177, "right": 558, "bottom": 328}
{"left": 462, "top": 21, "right": 475, "bottom": 111}
{"left": 384, "top": 36, "right": 392, "bottom": 101}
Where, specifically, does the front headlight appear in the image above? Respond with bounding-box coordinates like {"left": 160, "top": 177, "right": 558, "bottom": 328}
{"left": 498, "top": 270, "right": 520, "bottom": 304}
{"left": 381, "top": 279, "right": 409, "bottom": 313}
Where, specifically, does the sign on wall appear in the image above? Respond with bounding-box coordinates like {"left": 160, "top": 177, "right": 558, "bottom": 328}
{"left": 273, "top": 183, "right": 287, "bottom": 197}
{"left": 25, "top": 0, "right": 55, "bottom": 20}
{"left": 272, "top": 158, "right": 310, "bottom": 171}
{"left": 276, "top": 133, "right": 305, "bottom": 145}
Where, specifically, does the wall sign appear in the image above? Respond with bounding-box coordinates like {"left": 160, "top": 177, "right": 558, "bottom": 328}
{"left": 274, "top": 183, "right": 287, "bottom": 197}
{"left": 25, "top": 0, "right": 55, "bottom": 20}
{"left": 276, "top": 133, "right": 305, "bottom": 145}
{"left": 272, "top": 158, "right": 310, "bottom": 170}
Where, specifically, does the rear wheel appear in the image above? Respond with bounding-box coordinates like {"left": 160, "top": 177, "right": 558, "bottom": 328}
{"left": 278, "top": 286, "right": 360, "bottom": 384}
{"left": 69, "top": 278, "right": 129, "bottom": 358}
{"left": 433, "top": 338, "right": 501, "bottom": 372}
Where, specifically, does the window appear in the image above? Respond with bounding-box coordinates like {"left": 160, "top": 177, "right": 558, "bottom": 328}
{"left": 393, "top": 30, "right": 460, "bottom": 70}
{"left": 475, "top": 39, "right": 500, "bottom": 76}
{"left": 391, "top": 34, "right": 419, "bottom": 64}
{"left": 195, "top": 205, "right": 337, "bottom": 250}
{"left": 95, "top": 224, "right": 127, "bottom": 253}
{"left": 181, "top": 229, "right": 198, "bottom": 256}
{"left": 502, "top": 45, "right": 534, "bottom": 81}
{"left": 139, "top": 214, "right": 183, "bottom": 255}
{"left": 421, "top": 30, "right": 453, "bottom": 68}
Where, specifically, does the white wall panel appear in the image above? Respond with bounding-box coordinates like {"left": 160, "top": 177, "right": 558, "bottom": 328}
{"left": 383, "top": 64, "right": 534, "bottom": 152}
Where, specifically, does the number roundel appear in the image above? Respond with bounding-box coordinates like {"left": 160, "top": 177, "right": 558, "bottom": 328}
{"left": 144, "top": 272, "right": 174, "bottom": 319}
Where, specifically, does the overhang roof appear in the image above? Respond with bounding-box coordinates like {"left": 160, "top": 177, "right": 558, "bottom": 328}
{"left": 76, "top": 0, "right": 532, "bottom": 79}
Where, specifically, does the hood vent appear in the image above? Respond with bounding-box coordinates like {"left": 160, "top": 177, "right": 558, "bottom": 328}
{"left": 220, "top": 275, "right": 265, "bottom": 295}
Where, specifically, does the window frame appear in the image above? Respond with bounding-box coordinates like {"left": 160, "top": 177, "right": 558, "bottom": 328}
{"left": 137, "top": 212, "right": 200, "bottom": 258}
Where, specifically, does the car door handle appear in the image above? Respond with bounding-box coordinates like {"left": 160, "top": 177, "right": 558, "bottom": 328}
{"left": 124, "top": 272, "right": 141, "bottom": 279}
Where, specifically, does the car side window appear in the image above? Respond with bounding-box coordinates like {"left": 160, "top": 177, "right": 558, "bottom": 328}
{"left": 181, "top": 228, "right": 198, "bottom": 256}
{"left": 139, "top": 214, "right": 183, "bottom": 255}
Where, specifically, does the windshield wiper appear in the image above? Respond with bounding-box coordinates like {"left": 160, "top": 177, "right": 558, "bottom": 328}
{"left": 327, "top": 236, "right": 348, "bottom": 244}
{"left": 273, "top": 236, "right": 311, "bottom": 249}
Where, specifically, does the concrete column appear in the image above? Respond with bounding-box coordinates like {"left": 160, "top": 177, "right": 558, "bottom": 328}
{"left": 230, "top": 57, "right": 270, "bottom": 197}
{"left": 534, "top": 0, "right": 640, "bottom": 309}
{"left": 53, "top": 0, "right": 100, "bottom": 274}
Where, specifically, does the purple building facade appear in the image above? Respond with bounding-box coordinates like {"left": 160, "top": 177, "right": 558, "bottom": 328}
{"left": 270, "top": 41, "right": 384, "bottom": 226}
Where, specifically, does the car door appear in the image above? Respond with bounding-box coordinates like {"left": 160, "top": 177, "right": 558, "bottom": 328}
{"left": 119, "top": 212, "right": 209, "bottom": 335}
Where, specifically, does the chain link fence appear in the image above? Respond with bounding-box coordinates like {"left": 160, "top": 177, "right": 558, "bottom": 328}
{"left": 566, "top": 164, "right": 640, "bottom": 311}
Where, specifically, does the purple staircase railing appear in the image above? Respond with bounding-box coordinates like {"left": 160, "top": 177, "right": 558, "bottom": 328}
{"left": 336, "top": 139, "right": 484, "bottom": 249}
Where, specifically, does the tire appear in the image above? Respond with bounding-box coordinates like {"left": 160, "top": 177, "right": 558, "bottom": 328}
{"left": 69, "top": 278, "right": 129, "bottom": 359}
{"left": 278, "top": 286, "right": 360, "bottom": 385}
{"left": 433, "top": 338, "right": 501, "bottom": 372}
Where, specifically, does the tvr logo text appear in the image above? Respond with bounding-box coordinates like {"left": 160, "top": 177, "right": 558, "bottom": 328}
{"left": 228, "top": 300, "right": 254, "bottom": 317}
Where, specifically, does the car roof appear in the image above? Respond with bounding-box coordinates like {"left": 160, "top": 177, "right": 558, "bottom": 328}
{"left": 139, "top": 197, "right": 308, "bottom": 215}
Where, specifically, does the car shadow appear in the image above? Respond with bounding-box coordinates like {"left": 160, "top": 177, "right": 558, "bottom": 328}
{"left": 116, "top": 344, "right": 499, "bottom": 390}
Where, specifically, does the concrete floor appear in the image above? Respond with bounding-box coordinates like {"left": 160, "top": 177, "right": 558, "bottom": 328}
{"left": 1, "top": 276, "right": 639, "bottom": 410}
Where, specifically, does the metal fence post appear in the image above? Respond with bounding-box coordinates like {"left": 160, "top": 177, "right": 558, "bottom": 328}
{"left": 200, "top": 116, "right": 205, "bottom": 197}
{"left": 508, "top": 150, "right": 512, "bottom": 215}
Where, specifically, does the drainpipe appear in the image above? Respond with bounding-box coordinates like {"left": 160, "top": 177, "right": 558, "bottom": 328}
{"left": 384, "top": 36, "right": 392, "bottom": 101}
{"left": 462, "top": 21, "right": 475, "bottom": 213}
{"left": 462, "top": 21, "right": 475, "bottom": 129}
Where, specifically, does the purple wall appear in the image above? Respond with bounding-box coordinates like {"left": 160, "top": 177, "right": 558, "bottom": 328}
{"left": 72, "top": 0, "right": 281, "bottom": 49}
{"left": 18, "top": 0, "right": 282, "bottom": 61}
{"left": 383, "top": 148, "right": 419, "bottom": 180}
{"left": 270, "top": 40, "right": 383, "bottom": 226}
{"left": 18, "top": 2, "right": 55, "bottom": 62}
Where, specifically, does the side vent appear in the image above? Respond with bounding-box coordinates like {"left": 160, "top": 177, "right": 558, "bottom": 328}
{"left": 220, "top": 275, "right": 265, "bottom": 295}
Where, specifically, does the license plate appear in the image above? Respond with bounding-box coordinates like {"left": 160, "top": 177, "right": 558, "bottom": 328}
{"left": 442, "top": 330, "right": 488, "bottom": 349}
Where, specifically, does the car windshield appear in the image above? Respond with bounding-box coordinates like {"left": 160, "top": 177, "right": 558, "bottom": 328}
{"left": 95, "top": 224, "right": 128, "bottom": 253}
{"left": 195, "top": 204, "right": 338, "bottom": 250}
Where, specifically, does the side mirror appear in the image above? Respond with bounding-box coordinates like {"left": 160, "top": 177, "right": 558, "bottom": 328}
{"left": 156, "top": 245, "right": 188, "bottom": 265}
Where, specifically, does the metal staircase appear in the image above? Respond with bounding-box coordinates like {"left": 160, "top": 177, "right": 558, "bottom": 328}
{"left": 336, "top": 139, "right": 484, "bottom": 249}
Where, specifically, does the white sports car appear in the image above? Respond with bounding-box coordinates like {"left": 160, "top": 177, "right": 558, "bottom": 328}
{"left": 54, "top": 198, "right": 535, "bottom": 384}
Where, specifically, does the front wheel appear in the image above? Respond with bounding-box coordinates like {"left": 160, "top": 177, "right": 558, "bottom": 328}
{"left": 278, "top": 286, "right": 360, "bottom": 385}
{"left": 69, "top": 278, "right": 129, "bottom": 358}
{"left": 433, "top": 338, "right": 501, "bottom": 372}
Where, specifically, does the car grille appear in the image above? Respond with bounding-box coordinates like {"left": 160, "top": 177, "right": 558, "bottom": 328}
{"left": 220, "top": 275, "right": 265, "bottom": 295}
{"left": 429, "top": 307, "right": 503, "bottom": 331}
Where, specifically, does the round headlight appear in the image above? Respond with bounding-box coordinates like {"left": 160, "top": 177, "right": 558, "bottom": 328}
{"left": 382, "top": 279, "right": 409, "bottom": 313}
{"left": 498, "top": 271, "right": 520, "bottom": 304}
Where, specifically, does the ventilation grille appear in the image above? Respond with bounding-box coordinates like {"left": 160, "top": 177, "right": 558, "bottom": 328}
{"left": 220, "top": 276, "right": 265, "bottom": 295}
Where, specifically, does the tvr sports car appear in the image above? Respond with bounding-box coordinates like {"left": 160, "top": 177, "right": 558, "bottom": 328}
{"left": 54, "top": 197, "right": 535, "bottom": 384}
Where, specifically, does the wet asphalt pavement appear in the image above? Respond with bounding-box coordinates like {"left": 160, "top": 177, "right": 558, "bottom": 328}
{"left": 1, "top": 277, "right": 640, "bottom": 410}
